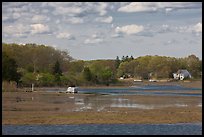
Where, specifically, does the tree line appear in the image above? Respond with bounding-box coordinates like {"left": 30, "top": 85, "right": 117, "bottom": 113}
{"left": 2, "top": 43, "right": 202, "bottom": 87}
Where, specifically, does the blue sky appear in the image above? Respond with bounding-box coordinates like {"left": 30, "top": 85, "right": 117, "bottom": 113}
{"left": 2, "top": 2, "right": 202, "bottom": 60}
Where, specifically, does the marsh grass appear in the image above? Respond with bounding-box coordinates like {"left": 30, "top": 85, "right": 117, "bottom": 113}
{"left": 2, "top": 81, "right": 19, "bottom": 92}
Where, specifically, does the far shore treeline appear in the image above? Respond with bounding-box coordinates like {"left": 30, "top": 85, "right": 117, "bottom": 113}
{"left": 2, "top": 43, "right": 202, "bottom": 88}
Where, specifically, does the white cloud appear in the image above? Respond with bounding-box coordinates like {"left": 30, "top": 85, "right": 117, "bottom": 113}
{"left": 84, "top": 34, "right": 104, "bottom": 44}
{"left": 53, "top": 6, "right": 84, "bottom": 16}
{"left": 111, "top": 33, "right": 123, "bottom": 38}
{"left": 12, "top": 12, "right": 21, "bottom": 19}
{"left": 192, "top": 22, "right": 202, "bottom": 33}
{"left": 84, "top": 38, "right": 103, "bottom": 44}
{"left": 56, "top": 32, "right": 75, "bottom": 40}
{"left": 30, "top": 23, "right": 50, "bottom": 34}
{"left": 3, "top": 24, "right": 30, "bottom": 37}
{"left": 31, "top": 15, "right": 50, "bottom": 23}
{"left": 176, "top": 23, "right": 202, "bottom": 35}
{"left": 157, "top": 24, "right": 172, "bottom": 33}
{"left": 95, "top": 16, "right": 113, "bottom": 23}
{"left": 65, "top": 17, "right": 84, "bottom": 24}
{"left": 118, "top": 2, "right": 157, "bottom": 12}
{"left": 97, "top": 2, "right": 108, "bottom": 16}
{"left": 115, "top": 24, "right": 144, "bottom": 35}
{"left": 164, "top": 39, "right": 179, "bottom": 45}
{"left": 49, "top": 2, "right": 109, "bottom": 17}
{"left": 118, "top": 2, "right": 201, "bottom": 13}
{"left": 2, "top": 15, "right": 9, "bottom": 21}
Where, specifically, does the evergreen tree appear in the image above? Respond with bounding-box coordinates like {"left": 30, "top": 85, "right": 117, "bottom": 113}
{"left": 53, "top": 60, "right": 62, "bottom": 76}
{"left": 83, "top": 67, "right": 92, "bottom": 81}
{"left": 122, "top": 56, "right": 125, "bottom": 62}
{"left": 115, "top": 56, "right": 120, "bottom": 69}
{"left": 125, "top": 55, "right": 129, "bottom": 62}
{"left": 130, "top": 55, "right": 134, "bottom": 60}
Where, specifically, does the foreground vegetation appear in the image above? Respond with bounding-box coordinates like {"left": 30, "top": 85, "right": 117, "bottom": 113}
{"left": 2, "top": 43, "right": 202, "bottom": 88}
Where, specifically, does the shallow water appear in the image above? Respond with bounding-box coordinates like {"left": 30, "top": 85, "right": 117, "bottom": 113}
{"left": 78, "top": 86, "right": 202, "bottom": 96}
{"left": 44, "top": 85, "right": 202, "bottom": 112}
{"left": 2, "top": 123, "right": 202, "bottom": 135}
{"left": 46, "top": 85, "right": 202, "bottom": 97}
{"left": 69, "top": 95, "right": 201, "bottom": 112}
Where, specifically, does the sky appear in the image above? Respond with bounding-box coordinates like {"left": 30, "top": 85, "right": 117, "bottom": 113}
{"left": 2, "top": 2, "right": 202, "bottom": 60}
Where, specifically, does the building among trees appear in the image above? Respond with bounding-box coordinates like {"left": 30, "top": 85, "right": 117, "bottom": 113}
{"left": 173, "top": 69, "right": 192, "bottom": 80}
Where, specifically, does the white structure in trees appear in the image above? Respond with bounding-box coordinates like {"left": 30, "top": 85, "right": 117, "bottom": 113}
{"left": 173, "top": 69, "right": 192, "bottom": 80}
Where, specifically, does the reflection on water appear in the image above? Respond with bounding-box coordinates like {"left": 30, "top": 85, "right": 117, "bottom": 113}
{"left": 197, "top": 103, "right": 202, "bottom": 107}
{"left": 45, "top": 85, "right": 202, "bottom": 112}
{"left": 46, "top": 85, "right": 202, "bottom": 97}
{"left": 110, "top": 103, "right": 155, "bottom": 109}
{"left": 2, "top": 123, "right": 202, "bottom": 135}
{"left": 78, "top": 85, "right": 202, "bottom": 96}
{"left": 69, "top": 95, "right": 201, "bottom": 112}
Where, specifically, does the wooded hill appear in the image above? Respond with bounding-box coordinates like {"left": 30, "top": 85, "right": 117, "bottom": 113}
{"left": 2, "top": 43, "right": 202, "bottom": 87}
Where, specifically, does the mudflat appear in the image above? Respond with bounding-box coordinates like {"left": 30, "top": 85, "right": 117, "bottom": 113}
{"left": 2, "top": 81, "right": 202, "bottom": 125}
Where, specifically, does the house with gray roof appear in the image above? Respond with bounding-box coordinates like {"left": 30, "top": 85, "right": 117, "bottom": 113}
{"left": 173, "top": 69, "right": 192, "bottom": 80}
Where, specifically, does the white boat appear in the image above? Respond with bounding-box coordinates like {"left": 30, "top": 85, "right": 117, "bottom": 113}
{"left": 67, "top": 87, "right": 78, "bottom": 93}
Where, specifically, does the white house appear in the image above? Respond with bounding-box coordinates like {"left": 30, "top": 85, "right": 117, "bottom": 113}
{"left": 173, "top": 69, "right": 191, "bottom": 80}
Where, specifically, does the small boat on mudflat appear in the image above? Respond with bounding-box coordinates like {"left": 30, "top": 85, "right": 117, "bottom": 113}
{"left": 67, "top": 87, "right": 78, "bottom": 93}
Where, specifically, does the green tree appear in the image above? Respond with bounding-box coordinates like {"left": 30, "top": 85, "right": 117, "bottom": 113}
{"left": 83, "top": 67, "right": 92, "bottom": 81}
{"left": 38, "top": 73, "right": 55, "bottom": 86}
{"left": 53, "top": 60, "right": 62, "bottom": 76}
{"left": 2, "top": 52, "right": 21, "bottom": 83}
{"left": 99, "top": 67, "right": 113, "bottom": 86}
{"left": 130, "top": 55, "right": 134, "bottom": 60}
{"left": 122, "top": 56, "right": 125, "bottom": 62}
{"left": 185, "top": 54, "right": 200, "bottom": 78}
{"left": 20, "top": 72, "right": 36, "bottom": 86}
{"left": 125, "top": 55, "right": 129, "bottom": 62}
{"left": 115, "top": 56, "right": 120, "bottom": 69}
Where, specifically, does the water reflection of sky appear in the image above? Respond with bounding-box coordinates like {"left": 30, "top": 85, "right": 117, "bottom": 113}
{"left": 45, "top": 85, "right": 202, "bottom": 112}
{"left": 46, "top": 85, "right": 202, "bottom": 97}
{"left": 77, "top": 85, "right": 202, "bottom": 97}
{"left": 69, "top": 95, "right": 202, "bottom": 112}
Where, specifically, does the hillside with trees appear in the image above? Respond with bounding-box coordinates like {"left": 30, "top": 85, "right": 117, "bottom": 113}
{"left": 2, "top": 43, "right": 202, "bottom": 88}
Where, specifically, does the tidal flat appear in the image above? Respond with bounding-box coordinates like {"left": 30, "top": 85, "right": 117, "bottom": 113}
{"left": 2, "top": 81, "right": 202, "bottom": 125}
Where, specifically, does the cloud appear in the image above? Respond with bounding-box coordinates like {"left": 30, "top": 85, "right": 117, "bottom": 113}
{"left": 95, "top": 16, "right": 113, "bottom": 23}
{"left": 111, "top": 33, "right": 123, "bottom": 38}
{"left": 31, "top": 15, "right": 50, "bottom": 23}
{"left": 30, "top": 23, "right": 50, "bottom": 34}
{"left": 118, "top": 2, "right": 202, "bottom": 13}
{"left": 53, "top": 6, "right": 84, "bottom": 16}
{"left": 44, "top": 2, "right": 109, "bottom": 18}
{"left": 115, "top": 24, "right": 144, "bottom": 35}
{"left": 192, "top": 22, "right": 202, "bottom": 33}
{"left": 3, "top": 24, "right": 30, "bottom": 38}
{"left": 163, "top": 39, "right": 179, "bottom": 45}
{"left": 84, "top": 34, "right": 104, "bottom": 44}
{"left": 56, "top": 32, "right": 75, "bottom": 40}
{"left": 175, "top": 22, "right": 202, "bottom": 35}
{"left": 118, "top": 2, "right": 156, "bottom": 12}
{"left": 84, "top": 38, "right": 103, "bottom": 44}
{"left": 157, "top": 24, "right": 172, "bottom": 33}
{"left": 64, "top": 17, "right": 84, "bottom": 24}
{"left": 96, "top": 2, "right": 108, "bottom": 16}
{"left": 12, "top": 12, "right": 21, "bottom": 19}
